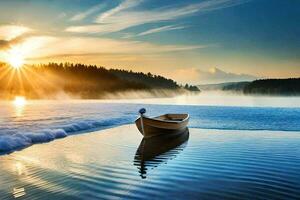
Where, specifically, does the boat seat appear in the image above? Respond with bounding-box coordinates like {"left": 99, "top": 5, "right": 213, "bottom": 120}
{"left": 154, "top": 116, "right": 184, "bottom": 122}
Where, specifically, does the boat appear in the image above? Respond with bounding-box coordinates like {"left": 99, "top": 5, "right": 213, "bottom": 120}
{"left": 135, "top": 108, "right": 189, "bottom": 138}
{"left": 134, "top": 129, "right": 189, "bottom": 179}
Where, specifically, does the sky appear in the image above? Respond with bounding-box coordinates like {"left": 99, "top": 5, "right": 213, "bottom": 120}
{"left": 0, "top": 0, "right": 299, "bottom": 84}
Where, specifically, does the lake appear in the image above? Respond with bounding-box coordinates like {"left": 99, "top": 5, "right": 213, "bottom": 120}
{"left": 0, "top": 93, "right": 300, "bottom": 199}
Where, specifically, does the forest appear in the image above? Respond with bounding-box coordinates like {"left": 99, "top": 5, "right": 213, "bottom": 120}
{"left": 220, "top": 78, "right": 300, "bottom": 95}
{"left": 0, "top": 62, "right": 200, "bottom": 99}
{"left": 243, "top": 78, "right": 300, "bottom": 95}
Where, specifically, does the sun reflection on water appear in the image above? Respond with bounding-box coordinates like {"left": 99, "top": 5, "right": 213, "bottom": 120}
{"left": 13, "top": 96, "right": 26, "bottom": 107}
{"left": 12, "top": 187, "right": 26, "bottom": 198}
{"left": 13, "top": 96, "right": 27, "bottom": 117}
{"left": 14, "top": 162, "right": 27, "bottom": 176}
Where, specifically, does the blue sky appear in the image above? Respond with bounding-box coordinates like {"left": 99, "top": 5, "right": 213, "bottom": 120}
{"left": 0, "top": 0, "right": 299, "bottom": 84}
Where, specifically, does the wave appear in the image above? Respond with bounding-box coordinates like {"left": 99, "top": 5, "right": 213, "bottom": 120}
{"left": 1, "top": 102, "right": 299, "bottom": 155}
{"left": 0, "top": 117, "right": 131, "bottom": 155}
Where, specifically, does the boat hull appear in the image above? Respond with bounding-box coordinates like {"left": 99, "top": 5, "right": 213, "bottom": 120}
{"left": 135, "top": 114, "right": 189, "bottom": 138}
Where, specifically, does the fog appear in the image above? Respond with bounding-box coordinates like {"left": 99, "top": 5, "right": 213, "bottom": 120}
{"left": 99, "top": 91, "right": 300, "bottom": 108}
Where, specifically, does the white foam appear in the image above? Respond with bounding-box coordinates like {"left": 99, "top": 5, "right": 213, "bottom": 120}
{"left": 0, "top": 129, "right": 68, "bottom": 153}
{"left": 0, "top": 118, "right": 129, "bottom": 154}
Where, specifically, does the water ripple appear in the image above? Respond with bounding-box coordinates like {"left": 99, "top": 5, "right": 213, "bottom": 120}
{"left": 1, "top": 126, "right": 300, "bottom": 199}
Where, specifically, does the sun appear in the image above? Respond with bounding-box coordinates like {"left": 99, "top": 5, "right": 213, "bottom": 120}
{"left": 8, "top": 55, "right": 24, "bottom": 69}
{"left": 6, "top": 47, "right": 25, "bottom": 69}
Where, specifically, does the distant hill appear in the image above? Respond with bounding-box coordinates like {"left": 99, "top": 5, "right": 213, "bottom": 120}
{"left": 244, "top": 78, "right": 300, "bottom": 96}
{"left": 198, "top": 78, "right": 300, "bottom": 96}
{"left": 0, "top": 62, "right": 199, "bottom": 99}
{"left": 222, "top": 82, "right": 251, "bottom": 92}
{"left": 198, "top": 81, "right": 250, "bottom": 91}
{"left": 109, "top": 69, "right": 178, "bottom": 90}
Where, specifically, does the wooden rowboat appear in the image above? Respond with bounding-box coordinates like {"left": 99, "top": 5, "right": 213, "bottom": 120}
{"left": 135, "top": 108, "right": 189, "bottom": 138}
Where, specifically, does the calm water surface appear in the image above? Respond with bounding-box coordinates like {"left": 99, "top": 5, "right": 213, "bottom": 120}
{"left": 0, "top": 94, "right": 300, "bottom": 199}
{"left": 0, "top": 125, "right": 300, "bottom": 199}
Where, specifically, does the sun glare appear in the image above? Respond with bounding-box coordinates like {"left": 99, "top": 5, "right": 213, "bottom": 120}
{"left": 8, "top": 56, "right": 24, "bottom": 69}
{"left": 6, "top": 47, "right": 25, "bottom": 69}
{"left": 13, "top": 96, "right": 27, "bottom": 107}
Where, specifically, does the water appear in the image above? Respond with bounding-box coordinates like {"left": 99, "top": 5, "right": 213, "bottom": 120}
{"left": 104, "top": 91, "right": 300, "bottom": 108}
{"left": 0, "top": 125, "right": 299, "bottom": 199}
{"left": 0, "top": 96, "right": 300, "bottom": 154}
{"left": 1, "top": 94, "right": 300, "bottom": 199}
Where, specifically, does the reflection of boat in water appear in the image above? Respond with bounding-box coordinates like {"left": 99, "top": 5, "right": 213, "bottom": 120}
{"left": 135, "top": 108, "right": 189, "bottom": 138}
{"left": 134, "top": 129, "right": 189, "bottom": 179}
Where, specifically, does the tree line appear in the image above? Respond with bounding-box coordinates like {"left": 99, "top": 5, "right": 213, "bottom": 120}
{"left": 243, "top": 78, "right": 300, "bottom": 95}
{"left": 221, "top": 78, "right": 300, "bottom": 95}
{"left": 0, "top": 62, "right": 199, "bottom": 99}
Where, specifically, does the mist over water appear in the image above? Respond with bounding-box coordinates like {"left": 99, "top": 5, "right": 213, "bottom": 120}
{"left": 101, "top": 91, "right": 300, "bottom": 108}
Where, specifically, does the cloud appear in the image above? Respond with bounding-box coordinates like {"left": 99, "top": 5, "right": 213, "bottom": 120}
{"left": 0, "top": 34, "right": 29, "bottom": 50}
{"left": 70, "top": 3, "right": 106, "bottom": 21}
{"left": 198, "top": 67, "right": 258, "bottom": 83}
{"left": 137, "top": 25, "right": 185, "bottom": 36}
{"left": 0, "top": 35, "right": 56, "bottom": 63}
{"left": 16, "top": 36, "right": 205, "bottom": 61}
{"left": 0, "top": 25, "right": 32, "bottom": 40}
{"left": 97, "top": 0, "right": 142, "bottom": 22}
{"left": 122, "top": 25, "right": 186, "bottom": 38}
{"left": 171, "top": 67, "right": 258, "bottom": 84}
{"left": 0, "top": 24, "right": 205, "bottom": 66}
{"left": 66, "top": 0, "right": 250, "bottom": 34}
{"left": 0, "top": 25, "right": 33, "bottom": 50}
